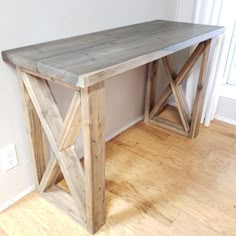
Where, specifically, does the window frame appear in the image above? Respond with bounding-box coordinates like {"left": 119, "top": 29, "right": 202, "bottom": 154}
{"left": 225, "top": 20, "right": 236, "bottom": 85}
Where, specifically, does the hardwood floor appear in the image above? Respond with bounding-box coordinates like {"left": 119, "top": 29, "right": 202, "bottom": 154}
{"left": 1, "top": 120, "right": 236, "bottom": 236}
{"left": 0, "top": 228, "right": 7, "bottom": 236}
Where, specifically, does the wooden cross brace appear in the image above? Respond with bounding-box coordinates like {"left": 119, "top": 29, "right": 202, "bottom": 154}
{"left": 144, "top": 39, "right": 212, "bottom": 138}
{"left": 16, "top": 67, "right": 105, "bottom": 234}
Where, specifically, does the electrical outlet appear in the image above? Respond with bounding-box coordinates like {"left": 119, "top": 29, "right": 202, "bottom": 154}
{"left": 0, "top": 144, "right": 18, "bottom": 172}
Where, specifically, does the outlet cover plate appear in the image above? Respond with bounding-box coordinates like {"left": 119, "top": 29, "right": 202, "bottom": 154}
{"left": 0, "top": 144, "right": 18, "bottom": 172}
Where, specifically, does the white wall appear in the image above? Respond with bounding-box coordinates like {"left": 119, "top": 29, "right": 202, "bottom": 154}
{"left": 0, "top": 0, "right": 178, "bottom": 206}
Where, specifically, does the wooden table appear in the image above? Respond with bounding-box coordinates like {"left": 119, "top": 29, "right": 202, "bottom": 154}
{"left": 2, "top": 20, "right": 223, "bottom": 234}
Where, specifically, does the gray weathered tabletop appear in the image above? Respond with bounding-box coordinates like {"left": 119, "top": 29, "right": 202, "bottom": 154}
{"left": 2, "top": 20, "right": 224, "bottom": 88}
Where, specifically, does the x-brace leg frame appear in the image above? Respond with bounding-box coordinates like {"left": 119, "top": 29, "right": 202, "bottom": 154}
{"left": 16, "top": 67, "right": 105, "bottom": 234}
{"left": 144, "top": 39, "right": 212, "bottom": 138}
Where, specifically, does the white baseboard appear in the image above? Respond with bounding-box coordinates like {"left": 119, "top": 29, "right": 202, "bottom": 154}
{"left": 0, "top": 184, "right": 35, "bottom": 213}
{"left": 215, "top": 115, "right": 236, "bottom": 126}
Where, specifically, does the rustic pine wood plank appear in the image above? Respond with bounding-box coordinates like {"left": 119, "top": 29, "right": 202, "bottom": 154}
{"left": 22, "top": 72, "right": 63, "bottom": 146}
{"left": 38, "top": 156, "right": 60, "bottom": 193}
{"left": 21, "top": 68, "right": 81, "bottom": 90}
{"left": 177, "top": 86, "right": 191, "bottom": 122}
{"left": 16, "top": 67, "right": 47, "bottom": 188}
{"left": 24, "top": 90, "right": 47, "bottom": 183}
{"left": 175, "top": 42, "right": 205, "bottom": 84}
{"left": 2, "top": 21, "right": 223, "bottom": 88}
{"left": 42, "top": 130, "right": 50, "bottom": 166}
{"left": 190, "top": 39, "right": 212, "bottom": 138}
{"left": 81, "top": 82, "right": 105, "bottom": 234}
{"left": 22, "top": 72, "right": 86, "bottom": 222}
{"left": 149, "top": 117, "right": 189, "bottom": 137}
{"left": 167, "top": 55, "right": 191, "bottom": 122}
{"left": 162, "top": 57, "right": 190, "bottom": 132}
{"left": 42, "top": 185, "right": 86, "bottom": 228}
{"left": 144, "top": 60, "right": 159, "bottom": 122}
{"left": 58, "top": 91, "right": 82, "bottom": 151}
{"left": 57, "top": 147, "right": 86, "bottom": 222}
{"left": 149, "top": 42, "right": 205, "bottom": 119}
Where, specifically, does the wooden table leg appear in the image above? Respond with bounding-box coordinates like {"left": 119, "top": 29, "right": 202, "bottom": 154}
{"left": 189, "top": 39, "right": 212, "bottom": 138}
{"left": 81, "top": 82, "right": 106, "bottom": 234}
{"left": 17, "top": 67, "right": 106, "bottom": 234}
{"left": 144, "top": 60, "right": 159, "bottom": 123}
{"left": 17, "top": 68, "right": 87, "bottom": 228}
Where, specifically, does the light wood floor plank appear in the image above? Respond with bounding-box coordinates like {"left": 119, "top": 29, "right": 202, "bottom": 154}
{"left": 169, "top": 212, "right": 221, "bottom": 236}
{"left": 206, "top": 120, "right": 236, "bottom": 139}
{"left": 1, "top": 120, "right": 236, "bottom": 235}
{"left": 0, "top": 228, "right": 8, "bottom": 236}
{"left": 0, "top": 192, "right": 169, "bottom": 236}
{"left": 169, "top": 178, "right": 236, "bottom": 235}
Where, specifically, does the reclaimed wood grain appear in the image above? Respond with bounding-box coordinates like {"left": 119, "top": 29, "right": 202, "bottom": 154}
{"left": 22, "top": 72, "right": 63, "bottom": 146}
{"left": 190, "top": 39, "right": 212, "bottom": 138}
{"left": 22, "top": 72, "right": 86, "bottom": 222}
{"left": 81, "top": 82, "right": 106, "bottom": 233}
{"left": 38, "top": 156, "right": 60, "bottom": 193}
{"left": 2, "top": 20, "right": 223, "bottom": 88}
{"left": 58, "top": 91, "right": 82, "bottom": 151}
{"left": 42, "top": 185, "right": 86, "bottom": 228}
{"left": 16, "top": 67, "right": 47, "bottom": 188}
{"left": 144, "top": 60, "right": 159, "bottom": 122}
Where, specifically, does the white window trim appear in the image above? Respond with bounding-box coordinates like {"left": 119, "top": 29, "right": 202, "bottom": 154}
{"left": 224, "top": 20, "right": 236, "bottom": 85}
{"left": 218, "top": 5, "right": 236, "bottom": 99}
